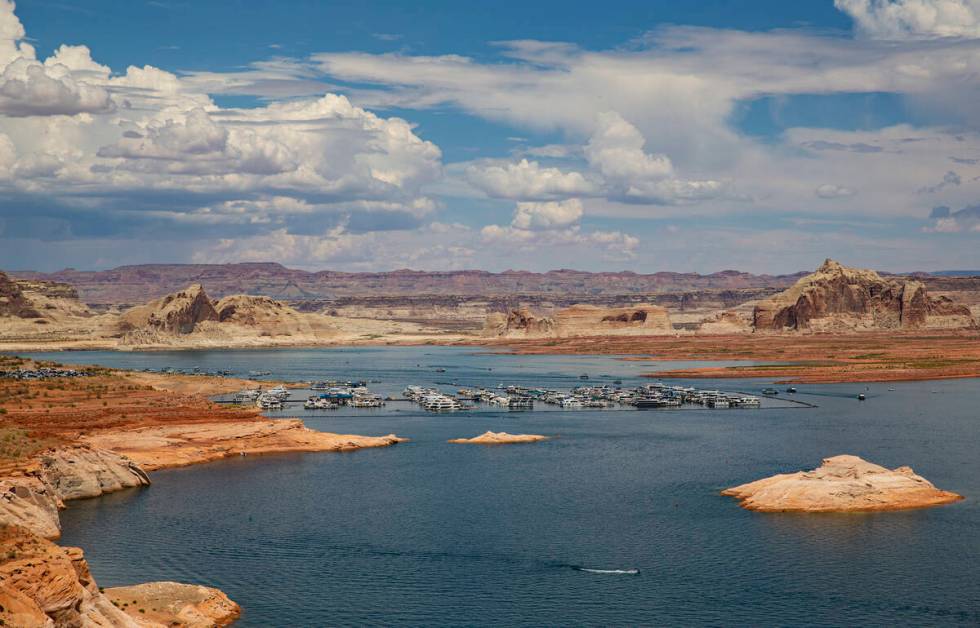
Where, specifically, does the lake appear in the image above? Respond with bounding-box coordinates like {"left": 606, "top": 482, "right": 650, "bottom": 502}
{"left": 20, "top": 347, "right": 980, "bottom": 626}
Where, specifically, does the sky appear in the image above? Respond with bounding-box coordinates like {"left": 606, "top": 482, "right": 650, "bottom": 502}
{"left": 1, "top": 0, "right": 980, "bottom": 274}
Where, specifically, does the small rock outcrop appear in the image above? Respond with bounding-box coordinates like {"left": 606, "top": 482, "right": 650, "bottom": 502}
{"left": 120, "top": 284, "right": 219, "bottom": 334}
{"left": 448, "top": 431, "right": 549, "bottom": 445}
{"left": 106, "top": 582, "right": 241, "bottom": 627}
{"left": 722, "top": 454, "right": 963, "bottom": 512}
{"left": 753, "top": 259, "right": 974, "bottom": 332}
{"left": 483, "top": 308, "right": 557, "bottom": 337}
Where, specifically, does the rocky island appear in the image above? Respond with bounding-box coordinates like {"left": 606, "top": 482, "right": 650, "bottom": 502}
{"left": 722, "top": 455, "right": 964, "bottom": 513}
{"left": 448, "top": 431, "right": 550, "bottom": 445}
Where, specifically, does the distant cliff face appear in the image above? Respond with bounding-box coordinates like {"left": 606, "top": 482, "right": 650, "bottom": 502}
{"left": 0, "top": 273, "right": 87, "bottom": 321}
{"left": 753, "top": 259, "right": 975, "bottom": 332}
{"left": 12, "top": 263, "right": 807, "bottom": 304}
{"left": 558, "top": 304, "right": 673, "bottom": 336}
{"left": 0, "top": 272, "right": 41, "bottom": 319}
{"left": 119, "top": 284, "right": 219, "bottom": 334}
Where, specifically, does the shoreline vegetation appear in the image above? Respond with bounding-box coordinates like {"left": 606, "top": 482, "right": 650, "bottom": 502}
{"left": 0, "top": 359, "right": 405, "bottom": 626}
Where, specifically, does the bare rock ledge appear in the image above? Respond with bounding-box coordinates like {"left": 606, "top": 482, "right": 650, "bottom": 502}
{"left": 722, "top": 455, "right": 963, "bottom": 513}
{"left": 448, "top": 431, "right": 549, "bottom": 445}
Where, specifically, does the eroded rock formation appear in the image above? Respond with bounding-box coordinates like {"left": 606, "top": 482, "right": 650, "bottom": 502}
{"left": 106, "top": 582, "right": 241, "bottom": 627}
{"left": 483, "top": 308, "right": 556, "bottom": 337}
{"left": 0, "top": 272, "right": 41, "bottom": 319}
{"left": 0, "top": 524, "right": 141, "bottom": 627}
{"left": 753, "top": 259, "right": 974, "bottom": 332}
{"left": 120, "top": 284, "right": 219, "bottom": 334}
{"left": 0, "top": 524, "right": 238, "bottom": 627}
{"left": 0, "top": 446, "right": 150, "bottom": 540}
{"left": 556, "top": 304, "right": 672, "bottom": 336}
{"left": 722, "top": 454, "right": 963, "bottom": 512}
{"left": 484, "top": 303, "right": 672, "bottom": 338}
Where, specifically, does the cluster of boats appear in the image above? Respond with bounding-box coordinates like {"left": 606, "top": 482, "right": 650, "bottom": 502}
{"left": 304, "top": 383, "right": 384, "bottom": 409}
{"left": 403, "top": 386, "right": 464, "bottom": 412}
{"left": 234, "top": 381, "right": 385, "bottom": 410}
{"left": 234, "top": 385, "right": 290, "bottom": 409}
{"left": 412, "top": 382, "right": 762, "bottom": 412}
{"left": 456, "top": 387, "right": 534, "bottom": 409}
{"left": 141, "top": 366, "right": 235, "bottom": 377}
{"left": 576, "top": 383, "right": 761, "bottom": 409}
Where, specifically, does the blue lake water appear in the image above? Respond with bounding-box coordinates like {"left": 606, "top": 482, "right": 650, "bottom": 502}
{"left": 18, "top": 347, "right": 980, "bottom": 626}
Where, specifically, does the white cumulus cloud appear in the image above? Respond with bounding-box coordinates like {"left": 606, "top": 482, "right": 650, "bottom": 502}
{"left": 512, "top": 199, "right": 583, "bottom": 230}
{"left": 464, "top": 158, "right": 594, "bottom": 200}
{"left": 836, "top": 0, "right": 980, "bottom": 39}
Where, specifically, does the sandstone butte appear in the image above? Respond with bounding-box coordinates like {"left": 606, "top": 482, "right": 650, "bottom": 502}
{"left": 752, "top": 258, "right": 974, "bottom": 332}
{"left": 722, "top": 455, "right": 964, "bottom": 513}
{"left": 448, "top": 431, "right": 549, "bottom": 445}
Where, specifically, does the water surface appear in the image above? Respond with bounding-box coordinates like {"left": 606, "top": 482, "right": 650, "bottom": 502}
{"left": 23, "top": 348, "right": 979, "bottom": 626}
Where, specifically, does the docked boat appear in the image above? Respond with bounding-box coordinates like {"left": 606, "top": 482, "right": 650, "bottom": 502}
{"left": 508, "top": 396, "right": 534, "bottom": 410}
{"left": 420, "top": 394, "right": 462, "bottom": 412}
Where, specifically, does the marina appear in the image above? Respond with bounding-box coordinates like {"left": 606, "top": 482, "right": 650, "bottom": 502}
{"left": 231, "top": 380, "right": 769, "bottom": 413}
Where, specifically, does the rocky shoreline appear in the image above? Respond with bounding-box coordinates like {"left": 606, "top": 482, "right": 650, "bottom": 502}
{"left": 0, "top": 366, "right": 407, "bottom": 626}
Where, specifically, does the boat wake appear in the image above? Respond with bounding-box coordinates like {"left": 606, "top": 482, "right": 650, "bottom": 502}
{"left": 573, "top": 567, "right": 640, "bottom": 575}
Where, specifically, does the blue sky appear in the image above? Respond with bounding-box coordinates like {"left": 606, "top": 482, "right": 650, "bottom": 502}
{"left": 1, "top": 0, "right": 980, "bottom": 273}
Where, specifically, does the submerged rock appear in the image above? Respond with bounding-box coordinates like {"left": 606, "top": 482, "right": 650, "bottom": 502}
{"left": 722, "top": 454, "right": 963, "bottom": 512}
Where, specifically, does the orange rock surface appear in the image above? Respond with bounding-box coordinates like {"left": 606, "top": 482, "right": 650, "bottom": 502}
{"left": 86, "top": 421, "right": 406, "bottom": 471}
{"left": 448, "top": 431, "right": 549, "bottom": 445}
{"left": 722, "top": 455, "right": 963, "bottom": 512}
{"left": 106, "top": 581, "right": 241, "bottom": 627}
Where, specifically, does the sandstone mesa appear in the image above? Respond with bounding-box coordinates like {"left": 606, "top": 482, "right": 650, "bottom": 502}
{"left": 722, "top": 454, "right": 963, "bottom": 513}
